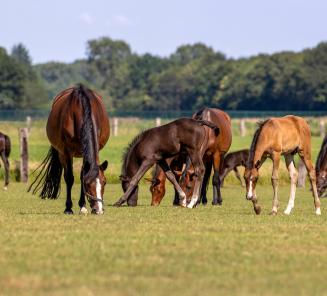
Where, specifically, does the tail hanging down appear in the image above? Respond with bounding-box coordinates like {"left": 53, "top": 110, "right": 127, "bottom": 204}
{"left": 28, "top": 146, "right": 63, "bottom": 199}
{"left": 197, "top": 120, "right": 220, "bottom": 136}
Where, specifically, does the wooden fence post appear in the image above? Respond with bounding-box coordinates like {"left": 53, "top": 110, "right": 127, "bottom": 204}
{"left": 113, "top": 117, "right": 118, "bottom": 137}
{"left": 26, "top": 116, "right": 32, "bottom": 132}
{"left": 240, "top": 119, "right": 246, "bottom": 137}
{"left": 19, "top": 128, "right": 29, "bottom": 183}
{"left": 156, "top": 117, "right": 161, "bottom": 127}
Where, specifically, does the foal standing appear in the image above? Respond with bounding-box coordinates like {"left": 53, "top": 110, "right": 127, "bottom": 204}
{"left": 244, "top": 116, "right": 321, "bottom": 215}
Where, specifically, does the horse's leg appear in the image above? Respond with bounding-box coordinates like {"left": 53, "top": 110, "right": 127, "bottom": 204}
{"left": 114, "top": 161, "right": 153, "bottom": 206}
{"left": 158, "top": 159, "right": 188, "bottom": 207}
{"left": 270, "top": 152, "right": 281, "bottom": 215}
{"left": 61, "top": 155, "right": 74, "bottom": 214}
{"left": 78, "top": 171, "right": 88, "bottom": 214}
{"left": 284, "top": 154, "right": 298, "bottom": 215}
{"left": 299, "top": 152, "right": 321, "bottom": 215}
{"left": 212, "top": 152, "right": 223, "bottom": 205}
{"left": 233, "top": 167, "right": 244, "bottom": 187}
{"left": 0, "top": 151, "right": 9, "bottom": 190}
{"left": 200, "top": 159, "right": 212, "bottom": 205}
{"left": 186, "top": 152, "right": 205, "bottom": 209}
{"left": 219, "top": 166, "right": 230, "bottom": 188}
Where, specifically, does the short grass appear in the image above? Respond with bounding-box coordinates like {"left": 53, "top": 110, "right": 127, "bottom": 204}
{"left": 0, "top": 119, "right": 326, "bottom": 296}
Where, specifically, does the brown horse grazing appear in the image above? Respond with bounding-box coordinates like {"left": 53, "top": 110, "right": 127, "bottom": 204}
{"left": 0, "top": 132, "right": 11, "bottom": 190}
{"left": 179, "top": 108, "right": 232, "bottom": 206}
{"left": 244, "top": 115, "right": 321, "bottom": 216}
{"left": 28, "top": 84, "right": 110, "bottom": 215}
{"left": 149, "top": 154, "right": 187, "bottom": 206}
{"left": 148, "top": 108, "right": 232, "bottom": 207}
{"left": 220, "top": 149, "right": 249, "bottom": 187}
{"left": 316, "top": 135, "right": 327, "bottom": 197}
{"left": 114, "top": 118, "right": 219, "bottom": 208}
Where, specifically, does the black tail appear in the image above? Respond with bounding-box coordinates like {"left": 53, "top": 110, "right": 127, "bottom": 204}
{"left": 197, "top": 120, "right": 220, "bottom": 136}
{"left": 4, "top": 135, "right": 11, "bottom": 157}
{"left": 28, "top": 146, "right": 63, "bottom": 199}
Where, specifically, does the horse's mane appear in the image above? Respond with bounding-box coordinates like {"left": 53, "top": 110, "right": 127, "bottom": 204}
{"left": 247, "top": 119, "right": 270, "bottom": 169}
{"left": 75, "top": 84, "right": 99, "bottom": 178}
{"left": 193, "top": 107, "right": 207, "bottom": 120}
{"left": 316, "top": 135, "right": 327, "bottom": 171}
{"left": 121, "top": 130, "right": 147, "bottom": 179}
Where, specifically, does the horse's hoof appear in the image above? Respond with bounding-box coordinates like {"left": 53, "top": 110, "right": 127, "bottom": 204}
{"left": 114, "top": 201, "right": 122, "bottom": 207}
{"left": 212, "top": 201, "right": 222, "bottom": 206}
{"left": 79, "top": 207, "right": 88, "bottom": 215}
{"left": 64, "top": 209, "right": 74, "bottom": 215}
{"left": 269, "top": 211, "right": 277, "bottom": 216}
{"left": 254, "top": 205, "right": 261, "bottom": 215}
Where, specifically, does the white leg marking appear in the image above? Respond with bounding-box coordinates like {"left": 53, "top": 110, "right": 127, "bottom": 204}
{"left": 96, "top": 178, "right": 103, "bottom": 214}
{"left": 79, "top": 207, "right": 88, "bottom": 215}
{"left": 284, "top": 161, "right": 297, "bottom": 215}
{"left": 4, "top": 186, "right": 8, "bottom": 191}
{"left": 180, "top": 193, "right": 187, "bottom": 207}
{"left": 316, "top": 207, "right": 321, "bottom": 216}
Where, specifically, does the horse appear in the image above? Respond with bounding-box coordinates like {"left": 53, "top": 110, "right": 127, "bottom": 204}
{"left": 316, "top": 135, "right": 327, "bottom": 197}
{"left": 114, "top": 118, "right": 219, "bottom": 208}
{"left": 220, "top": 149, "right": 249, "bottom": 187}
{"left": 178, "top": 108, "right": 232, "bottom": 206}
{"left": 244, "top": 115, "right": 321, "bottom": 216}
{"left": 0, "top": 132, "right": 11, "bottom": 190}
{"left": 28, "top": 84, "right": 110, "bottom": 215}
{"left": 148, "top": 108, "right": 232, "bottom": 207}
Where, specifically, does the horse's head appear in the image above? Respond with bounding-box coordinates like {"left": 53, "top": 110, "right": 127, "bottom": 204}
{"left": 178, "top": 169, "right": 196, "bottom": 201}
{"left": 316, "top": 170, "right": 327, "bottom": 197}
{"left": 244, "top": 166, "right": 259, "bottom": 201}
{"left": 83, "top": 161, "right": 108, "bottom": 214}
{"left": 146, "top": 177, "right": 165, "bottom": 206}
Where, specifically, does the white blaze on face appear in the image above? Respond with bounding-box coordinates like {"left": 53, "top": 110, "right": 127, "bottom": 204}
{"left": 247, "top": 179, "right": 253, "bottom": 199}
{"left": 96, "top": 178, "right": 103, "bottom": 212}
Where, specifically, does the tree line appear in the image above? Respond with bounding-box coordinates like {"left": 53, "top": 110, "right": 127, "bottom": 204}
{"left": 1, "top": 37, "right": 327, "bottom": 111}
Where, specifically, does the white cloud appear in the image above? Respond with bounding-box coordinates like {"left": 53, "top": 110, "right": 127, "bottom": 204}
{"left": 106, "top": 14, "right": 132, "bottom": 27}
{"left": 79, "top": 13, "right": 95, "bottom": 25}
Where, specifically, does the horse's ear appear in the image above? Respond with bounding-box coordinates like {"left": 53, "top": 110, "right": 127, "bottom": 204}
{"left": 100, "top": 160, "right": 108, "bottom": 171}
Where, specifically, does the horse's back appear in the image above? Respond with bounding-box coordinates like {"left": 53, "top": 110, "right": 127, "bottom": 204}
{"left": 47, "top": 86, "right": 110, "bottom": 155}
{"left": 195, "top": 108, "right": 232, "bottom": 153}
{"left": 262, "top": 115, "right": 311, "bottom": 153}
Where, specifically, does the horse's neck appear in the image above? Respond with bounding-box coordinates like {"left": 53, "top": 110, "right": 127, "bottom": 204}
{"left": 125, "top": 152, "right": 139, "bottom": 180}
{"left": 83, "top": 118, "right": 99, "bottom": 167}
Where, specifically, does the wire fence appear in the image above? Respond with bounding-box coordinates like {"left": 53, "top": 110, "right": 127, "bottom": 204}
{"left": 1, "top": 109, "right": 327, "bottom": 121}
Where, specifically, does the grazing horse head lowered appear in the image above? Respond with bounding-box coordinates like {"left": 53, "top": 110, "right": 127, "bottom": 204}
{"left": 148, "top": 108, "right": 232, "bottom": 207}
{"left": 28, "top": 84, "right": 110, "bottom": 215}
{"left": 115, "top": 118, "right": 219, "bottom": 208}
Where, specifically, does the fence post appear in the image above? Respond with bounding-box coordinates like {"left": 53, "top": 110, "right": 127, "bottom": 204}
{"left": 320, "top": 119, "right": 325, "bottom": 138}
{"left": 156, "top": 117, "right": 161, "bottom": 127}
{"left": 240, "top": 119, "right": 246, "bottom": 137}
{"left": 113, "top": 117, "right": 118, "bottom": 137}
{"left": 19, "top": 128, "right": 29, "bottom": 183}
{"left": 26, "top": 116, "right": 32, "bottom": 132}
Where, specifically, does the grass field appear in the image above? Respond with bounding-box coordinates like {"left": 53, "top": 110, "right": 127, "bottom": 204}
{"left": 0, "top": 119, "right": 327, "bottom": 296}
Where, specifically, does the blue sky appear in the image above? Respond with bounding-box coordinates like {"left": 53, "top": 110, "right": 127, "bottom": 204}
{"left": 1, "top": 0, "right": 327, "bottom": 64}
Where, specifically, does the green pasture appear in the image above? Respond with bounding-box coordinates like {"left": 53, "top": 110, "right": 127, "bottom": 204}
{"left": 0, "top": 119, "right": 327, "bottom": 296}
